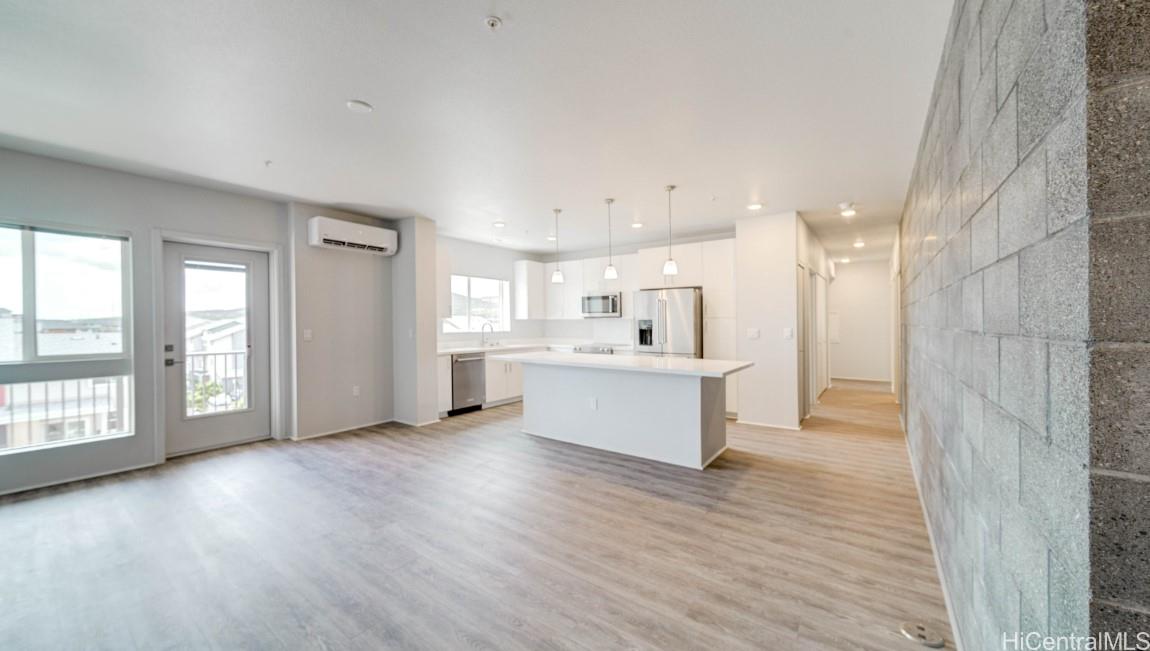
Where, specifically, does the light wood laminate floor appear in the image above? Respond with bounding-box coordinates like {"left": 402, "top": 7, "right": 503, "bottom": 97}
{"left": 0, "top": 380, "right": 952, "bottom": 650}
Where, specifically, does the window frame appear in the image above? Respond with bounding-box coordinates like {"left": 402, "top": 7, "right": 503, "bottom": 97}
{"left": 0, "top": 222, "right": 134, "bottom": 454}
{"left": 0, "top": 224, "right": 132, "bottom": 376}
{"left": 442, "top": 273, "right": 512, "bottom": 334}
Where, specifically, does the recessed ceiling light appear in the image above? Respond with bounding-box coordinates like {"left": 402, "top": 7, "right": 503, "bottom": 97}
{"left": 747, "top": 203, "right": 763, "bottom": 211}
{"left": 839, "top": 257, "right": 851, "bottom": 263}
{"left": 346, "top": 99, "right": 374, "bottom": 114}
{"left": 838, "top": 201, "right": 857, "bottom": 218}
{"left": 853, "top": 239, "right": 865, "bottom": 248}
{"left": 546, "top": 235, "right": 557, "bottom": 241}
{"left": 492, "top": 220, "right": 506, "bottom": 228}
{"left": 631, "top": 222, "right": 644, "bottom": 229}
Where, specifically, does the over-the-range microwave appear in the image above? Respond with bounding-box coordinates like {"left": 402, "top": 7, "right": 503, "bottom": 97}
{"left": 581, "top": 293, "right": 622, "bottom": 318}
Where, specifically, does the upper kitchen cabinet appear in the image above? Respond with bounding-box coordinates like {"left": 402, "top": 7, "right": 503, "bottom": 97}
{"left": 638, "top": 242, "right": 702, "bottom": 289}
{"left": 702, "top": 238, "right": 736, "bottom": 318}
{"left": 544, "top": 259, "right": 584, "bottom": 319}
{"left": 561, "top": 259, "right": 585, "bottom": 317}
{"left": 582, "top": 256, "right": 607, "bottom": 294}
{"left": 513, "top": 260, "right": 546, "bottom": 320}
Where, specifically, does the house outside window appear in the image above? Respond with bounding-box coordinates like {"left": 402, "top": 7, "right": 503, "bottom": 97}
{"left": 442, "top": 274, "right": 511, "bottom": 334}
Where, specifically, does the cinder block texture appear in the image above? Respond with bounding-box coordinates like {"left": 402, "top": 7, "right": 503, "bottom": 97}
{"left": 1090, "top": 345, "right": 1150, "bottom": 475}
{"left": 1090, "top": 474, "right": 1150, "bottom": 605}
{"left": 1086, "top": 0, "right": 1150, "bottom": 84}
{"left": 1087, "top": 79, "right": 1150, "bottom": 216}
{"left": 1090, "top": 215, "right": 1150, "bottom": 342}
{"left": 899, "top": 0, "right": 1092, "bottom": 644}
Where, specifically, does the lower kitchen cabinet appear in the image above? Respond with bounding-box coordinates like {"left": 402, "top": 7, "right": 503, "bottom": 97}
{"left": 485, "top": 358, "right": 524, "bottom": 404}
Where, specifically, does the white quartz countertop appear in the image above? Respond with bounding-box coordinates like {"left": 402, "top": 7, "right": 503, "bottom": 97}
{"left": 489, "top": 351, "right": 753, "bottom": 378}
{"left": 437, "top": 341, "right": 633, "bottom": 356}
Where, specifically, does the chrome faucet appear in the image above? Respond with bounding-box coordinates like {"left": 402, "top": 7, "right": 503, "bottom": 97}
{"left": 481, "top": 322, "right": 495, "bottom": 347}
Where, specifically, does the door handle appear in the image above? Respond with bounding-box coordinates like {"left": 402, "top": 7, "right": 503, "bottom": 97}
{"left": 165, "top": 359, "right": 184, "bottom": 366}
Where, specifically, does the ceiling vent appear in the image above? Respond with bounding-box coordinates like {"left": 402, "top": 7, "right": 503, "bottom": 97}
{"left": 307, "top": 216, "right": 397, "bottom": 256}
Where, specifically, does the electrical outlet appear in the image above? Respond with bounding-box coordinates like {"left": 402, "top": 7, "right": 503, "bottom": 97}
{"left": 747, "top": 328, "right": 760, "bottom": 340}
{"left": 302, "top": 328, "right": 313, "bottom": 342}
{"left": 352, "top": 385, "right": 360, "bottom": 397}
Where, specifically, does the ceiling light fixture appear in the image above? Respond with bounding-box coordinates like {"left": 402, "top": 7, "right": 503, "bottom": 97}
{"left": 747, "top": 203, "right": 763, "bottom": 211}
{"left": 492, "top": 220, "right": 506, "bottom": 228}
{"left": 853, "top": 238, "right": 865, "bottom": 248}
{"left": 551, "top": 209, "right": 564, "bottom": 284}
{"left": 839, "top": 202, "right": 857, "bottom": 218}
{"left": 603, "top": 198, "right": 618, "bottom": 280}
{"left": 839, "top": 257, "right": 851, "bottom": 264}
{"left": 662, "top": 185, "right": 679, "bottom": 276}
{"left": 346, "top": 99, "right": 374, "bottom": 114}
{"left": 631, "top": 220, "right": 644, "bottom": 229}
{"left": 546, "top": 234, "right": 556, "bottom": 241}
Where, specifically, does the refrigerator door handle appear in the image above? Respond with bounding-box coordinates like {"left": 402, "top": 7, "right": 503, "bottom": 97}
{"left": 659, "top": 298, "right": 668, "bottom": 344}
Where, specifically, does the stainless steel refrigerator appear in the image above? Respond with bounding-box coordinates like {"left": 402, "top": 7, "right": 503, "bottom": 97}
{"left": 633, "top": 287, "right": 703, "bottom": 358}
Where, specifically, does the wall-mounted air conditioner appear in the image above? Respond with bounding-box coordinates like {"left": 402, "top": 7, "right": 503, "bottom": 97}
{"left": 307, "top": 216, "right": 398, "bottom": 256}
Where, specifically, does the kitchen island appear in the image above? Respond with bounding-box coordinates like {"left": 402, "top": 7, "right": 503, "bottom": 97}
{"left": 489, "top": 351, "right": 752, "bottom": 469}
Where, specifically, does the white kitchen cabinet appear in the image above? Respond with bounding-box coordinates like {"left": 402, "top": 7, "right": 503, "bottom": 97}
{"left": 437, "top": 355, "right": 452, "bottom": 413}
{"left": 545, "top": 262, "right": 565, "bottom": 319}
{"left": 704, "top": 317, "right": 739, "bottom": 415}
{"left": 609, "top": 253, "right": 639, "bottom": 317}
{"left": 561, "top": 259, "right": 584, "bottom": 318}
{"left": 702, "top": 238, "right": 736, "bottom": 318}
{"left": 638, "top": 242, "right": 702, "bottom": 289}
{"left": 582, "top": 256, "right": 606, "bottom": 295}
{"left": 514, "top": 260, "right": 546, "bottom": 320}
{"left": 637, "top": 246, "right": 667, "bottom": 289}
{"left": 485, "top": 357, "right": 525, "bottom": 403}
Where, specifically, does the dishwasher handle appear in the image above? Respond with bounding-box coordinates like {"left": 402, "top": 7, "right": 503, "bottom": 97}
{"left": 453, "top": 354, "right": 485, "bottom": 363}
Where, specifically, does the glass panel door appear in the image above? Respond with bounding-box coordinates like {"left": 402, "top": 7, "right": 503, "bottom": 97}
{"left": 183, "top": 260, "right": 249, "bottom": 417}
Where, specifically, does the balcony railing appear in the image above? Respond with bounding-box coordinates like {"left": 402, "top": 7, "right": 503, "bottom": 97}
{"left": 0, "top": 375, "right": 131, "bottom": 451}
{"left": 185, "top": 351, "right": 249, "bottom": 417}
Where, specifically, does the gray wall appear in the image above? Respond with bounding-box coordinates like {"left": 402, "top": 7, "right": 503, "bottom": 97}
{"left": 899, "top": 0, "right": 1090, "bottom": 647}
{"left": 0, "top": 147, "right": 292, "bottom": 493}
{"left": 1085, "top": 0, "right": 1150, "bottom": 634}
{"left": 288, "top": 203, "right": 394, "bottom": 438}
{"left": 391, "top": 216, "right": 438, "bottom": 426}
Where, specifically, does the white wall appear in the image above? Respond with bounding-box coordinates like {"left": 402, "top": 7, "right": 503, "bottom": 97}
{"left": 735, "top": 211, "right": 800, "bottom": 429}
{"left": 828, "top": 259, "right": 893, "bottom": 382}
{"left": 289, "top": 203, "right": 394, "bottom": 438}
{"left": 0, "top": 147, "right": 292, "bottom": 494}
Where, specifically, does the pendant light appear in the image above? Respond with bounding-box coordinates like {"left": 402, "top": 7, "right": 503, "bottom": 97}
{"left": 550, "top": 208, "right": 565, "bottom": 284}
{"left": 662, "top": 185, "right": 679, "bottom": 276}
{"left": 603, "top": 198, "right": 618, "bottom": 280}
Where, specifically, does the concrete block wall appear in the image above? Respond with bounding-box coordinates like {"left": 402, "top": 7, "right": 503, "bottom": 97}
{"left": 899, "top": 0, "right": 1090, "bottom": 647}
{"left": 1085, "top": 0, "right": 1150, "bottom": 634}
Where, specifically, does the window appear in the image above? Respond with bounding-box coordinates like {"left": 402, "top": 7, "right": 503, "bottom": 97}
{"left": 183, "top": 260, "right": 250, "bottom": 417}
{"left": 0, "top": 224, "right": 132, "bottom": 453}
{"left": 442, "top": 274, "right": 511, "bottom": 333}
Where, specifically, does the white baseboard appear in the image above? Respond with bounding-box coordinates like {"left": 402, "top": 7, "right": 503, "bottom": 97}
{"left": 905, "top": 436, "right": 966, "bottom": 651}
{"left": 392, "top": 418, "right": 441, "bottom": 427}
{"left": 831, "top": 375, "right": 892, "bottom": 383}
{"left": 293, "top": 419, "right": 395, "bottom": 441}
{"left": 735, "top": 419, "right": 801, "bottom": 431}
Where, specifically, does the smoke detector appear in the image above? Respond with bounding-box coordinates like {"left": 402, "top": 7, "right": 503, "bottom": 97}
{"left": 485, "top": 15, "right": 503, "bottom": 31}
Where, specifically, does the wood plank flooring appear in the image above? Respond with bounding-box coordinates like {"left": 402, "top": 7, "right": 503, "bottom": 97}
{"left": 0, "top": 380, "right": 952, "bottom": 650}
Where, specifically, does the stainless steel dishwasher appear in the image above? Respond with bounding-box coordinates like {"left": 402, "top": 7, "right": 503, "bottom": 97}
{"left": 451, "top": 353, "right": 486, "bottom": 412}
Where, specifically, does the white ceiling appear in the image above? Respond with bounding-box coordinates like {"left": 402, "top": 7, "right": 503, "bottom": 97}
{"left": 0, "top": 0, "right": 949, "bottom": 259}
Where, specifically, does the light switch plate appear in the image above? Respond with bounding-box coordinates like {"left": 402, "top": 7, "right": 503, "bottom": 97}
{"left": 589, "top": 397, "right": 598, "bottom": 410}
{"left": 783, "top": 327, "right": 794, "bottom": 339}
{"left": 302, "top": 328, "right": 313, "bottom": 342}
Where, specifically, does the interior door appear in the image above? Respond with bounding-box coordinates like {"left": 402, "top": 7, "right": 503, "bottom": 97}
{"left": 662, "top": 288, "right": 700, "bottom": 357}
{"left": 163, "top": 242, "right": 271, "bottom": 456}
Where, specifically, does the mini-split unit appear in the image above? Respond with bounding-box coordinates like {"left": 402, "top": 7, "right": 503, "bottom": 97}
{"left": 307, "top": 216, "right": 398, "bottom": 255}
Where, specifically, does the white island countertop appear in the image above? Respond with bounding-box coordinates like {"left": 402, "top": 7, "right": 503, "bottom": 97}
{"left": 490, "top": 351, "right": 752, "bottom": 378}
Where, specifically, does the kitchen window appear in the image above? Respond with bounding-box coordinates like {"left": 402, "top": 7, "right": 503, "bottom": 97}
{"left": 442, "top": 274, "right": 511, "bottom": 334}
{"left": 0, "top": 224, "right": 133, "bottom": 453}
